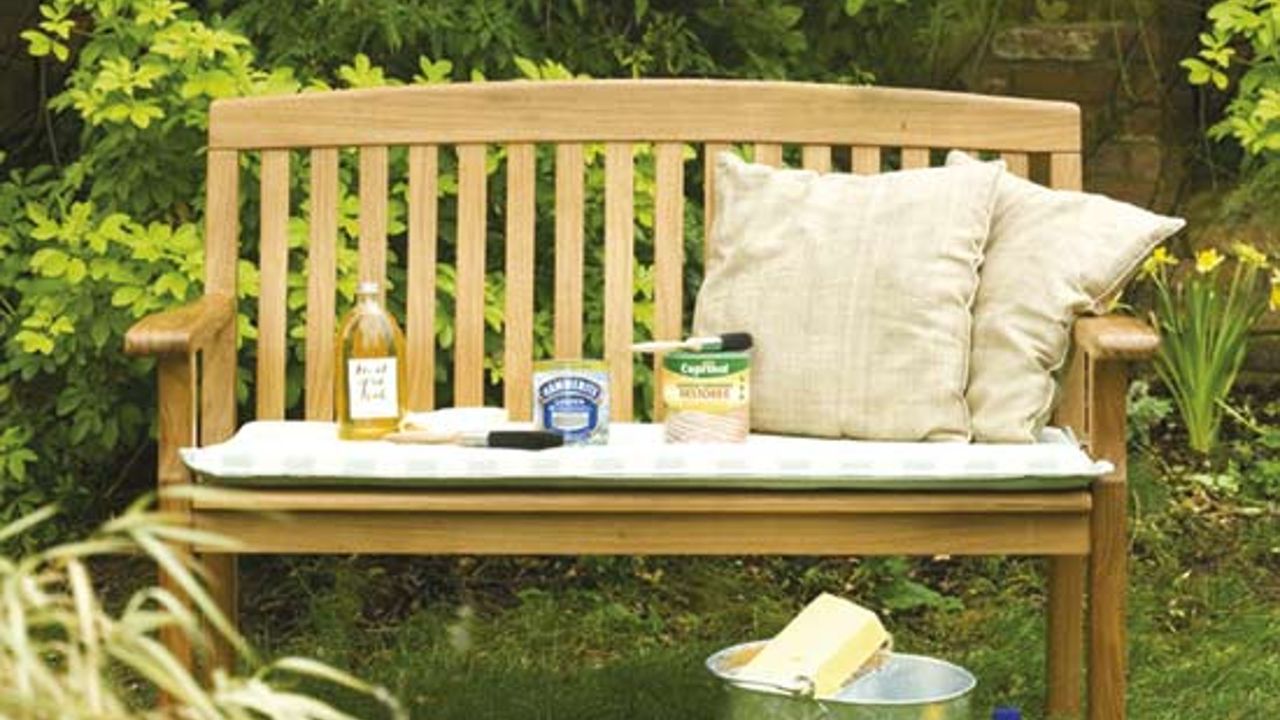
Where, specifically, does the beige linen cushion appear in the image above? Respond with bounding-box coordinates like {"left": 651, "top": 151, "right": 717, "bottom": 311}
{"left": 947, "top": 150, "right": 1185, "bottom": 442}
{"left": 693, "top": 152, "right": 1002, "bottom": 441}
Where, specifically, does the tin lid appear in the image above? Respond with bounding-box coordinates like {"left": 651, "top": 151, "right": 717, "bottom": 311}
{"left": 356, "top": 281, "right": 380, "bottom": 295}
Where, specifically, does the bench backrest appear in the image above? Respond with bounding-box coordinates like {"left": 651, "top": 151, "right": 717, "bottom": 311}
{"left": 203, "top": 79, "right": 1081, "bottom": 428}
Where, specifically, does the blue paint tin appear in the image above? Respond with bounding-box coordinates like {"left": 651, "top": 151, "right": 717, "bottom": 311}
{"left": 533, "top": 360, "right": 610, "bottom": 445}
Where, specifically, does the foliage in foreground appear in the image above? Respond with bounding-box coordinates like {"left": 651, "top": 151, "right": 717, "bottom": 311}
{"left": 0, "top": 494, "right": 403, "bottom": 719}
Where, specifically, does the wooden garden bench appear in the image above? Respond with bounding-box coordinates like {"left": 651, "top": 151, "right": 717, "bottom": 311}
{"left": 124, "top": 80, "right": 1158, "bottom": 719}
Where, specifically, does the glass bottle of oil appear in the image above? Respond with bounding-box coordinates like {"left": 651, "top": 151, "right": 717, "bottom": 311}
{"left": 335, "top": 281, "right": 406, "bottom": 439}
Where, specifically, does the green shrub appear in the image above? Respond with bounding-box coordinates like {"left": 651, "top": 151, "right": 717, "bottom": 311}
{"left": 0, "top": 493, "right": 404, "bottom": 718}
{"left": 1141, "top": 244, "right": 1276, "bottom": 454}
{"left": 1182, "top": 0, "right": 1280, "bottom": 159}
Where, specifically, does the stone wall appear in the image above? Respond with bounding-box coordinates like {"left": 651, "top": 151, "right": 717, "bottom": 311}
{"left": 961, "top": 3, "right": 1203, "bottom": 213}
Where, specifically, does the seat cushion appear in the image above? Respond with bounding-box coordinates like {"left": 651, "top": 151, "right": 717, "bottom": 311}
{"left": 181, "top": 422, "right": 1108, "bottom": 491}
{"left": 693, "top": 153, "right": 1002, "bottom": 442}
{"left": 947, "top": 150, "right": 1185, "bottom": 442}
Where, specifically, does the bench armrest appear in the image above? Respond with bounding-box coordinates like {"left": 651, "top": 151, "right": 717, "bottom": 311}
{"left": 1074, "top": 315, "right": 1159, "bottom": 362}
{"left": 124, "top": 293, "right": 235, "bottom": 356}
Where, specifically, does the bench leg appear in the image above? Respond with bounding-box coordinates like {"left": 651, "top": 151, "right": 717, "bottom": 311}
{"left": 203, "top": 553, "right": 239, "bottom": 675}
{"left": 1047, "top": 555, "right": 1085, "bottom": 718}
{"left": 1088, "top": 478, "right": 1127, "bottom": 720}
{"left": 157, "top": 354, "right": 198, "bottom": 694}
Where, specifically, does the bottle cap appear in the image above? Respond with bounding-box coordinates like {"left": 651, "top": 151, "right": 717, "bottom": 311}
{"left": 992, "top": 707, "right": 1022, "bottom": 720}
{"left": 356, "top": 281, "right": 380, "bottom": 295}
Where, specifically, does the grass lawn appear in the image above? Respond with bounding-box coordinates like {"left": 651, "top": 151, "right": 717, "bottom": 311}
{"left": 235, "top": 455, "right": 1279, "bottom": 719}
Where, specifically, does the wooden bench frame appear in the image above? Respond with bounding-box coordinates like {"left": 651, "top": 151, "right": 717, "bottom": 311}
{"left": 124, "top": 80, "right": 1158, "bottom": 719}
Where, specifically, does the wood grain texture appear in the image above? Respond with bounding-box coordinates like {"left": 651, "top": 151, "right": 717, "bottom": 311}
{"left": 202, "top": 150, "right": 240, "bottom": 448}
{"left": 703, "top": 142, "right": 731, "bottom": 268}
{"left": 202, "top": 553, "right": 238, "bottom": 674}
{"left": 157, "top": 354, "right": 197, "bottom": 671}
{"left": 358, "top": 146, "right": 388, "bottom": 289}
{"left": 1051, "top": 152, "right": 1084, "bottom": 191}
{"left": 1075, "top": 315, "right": 1160, "bottom": 361}
{"left": 305, "top": 148, "right": 338, "bottom": 421}
{"left": 604, "top": 142, "right": 635, "bottom": 421}
{"left": 192, "top": 489, "right": 1092, "bottom": 514}
{"left": 1048, "top": 555, "right": 1086, "bottom": 718}
{"left": 406, "top": 145, "right": 439, "bottom": 412}
{"left": 210, "top": 80, "right": 1082, "bottom": 152}
{"left": 1054, "top": 348, "right": 1089, "bottom": 449}
{"left": 554, "top": 144, "right": 584, "bottom": 358}
{"left": 1002, "top": 151, "right": 1031, "bottom": 178}
{"left": 902, "top": 147, "right": 930, "bottom": 169}
{"left": 124, "top": 294, "right": 234, "bottom": 356}
{"left": 194, "top": 510, "right": 1090, "bottom": 555}
{"left": 1088, "top": 360, "right": 1129, "bottom": 720}
{"left": 753, "top": 142, "right": 783, "bottom": 167}
{"left": 653, "top": 142, "right": 685, "bottom": 420}
{"left": 504, "top": 144, "right": 536, "bottom": 420}
{"left": 256, "top": 150, "right": 290, "bottom": 420}
{"left": 454, "top": 144, "right": 487, "bottom": 406}
{"left": 801, "top": 145, "right": 832, "bottom": 172}
{"left": 851, "top": 145, "right": 881, "bottom": 174}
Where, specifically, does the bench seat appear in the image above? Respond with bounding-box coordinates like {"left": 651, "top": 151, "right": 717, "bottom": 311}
{"left": 182, "top": 421, "right": 1107, "bottom": 491}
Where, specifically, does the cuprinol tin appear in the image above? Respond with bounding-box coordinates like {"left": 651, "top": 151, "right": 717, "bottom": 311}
{"left": 661, "top": 351, "right": 750, "bottom": 443}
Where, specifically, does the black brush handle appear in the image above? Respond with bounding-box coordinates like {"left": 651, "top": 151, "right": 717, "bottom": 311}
{"left": 487, "top": 430, "right": 564, "bottom": 450}
{"left": 718, "top": 332, "right": 753, "bottom": 351}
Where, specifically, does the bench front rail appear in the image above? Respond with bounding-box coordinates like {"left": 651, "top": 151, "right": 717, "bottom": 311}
{"left": 123, "top": 80, "right": 1159, "bottom": 720}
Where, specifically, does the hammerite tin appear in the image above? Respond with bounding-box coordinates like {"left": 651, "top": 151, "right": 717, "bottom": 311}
{"left": 706, "top": 641, "right": 975, "bottom": 720}
{"left": 532, "top": 360, "right": 609, "bottom": 445}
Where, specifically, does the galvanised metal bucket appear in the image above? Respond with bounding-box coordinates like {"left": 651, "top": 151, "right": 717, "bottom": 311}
{"left": 706, "top": 641, "right": 975, "bottom": 720}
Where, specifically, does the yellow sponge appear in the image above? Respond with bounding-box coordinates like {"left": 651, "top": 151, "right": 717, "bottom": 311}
{"left": 738, "top": 593, "right": 888, "bottom": 699}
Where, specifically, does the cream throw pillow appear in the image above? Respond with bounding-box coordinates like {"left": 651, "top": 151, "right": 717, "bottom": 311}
{"left": 947, "top": 150, "right": 1185, "bottom": 442}
{"left": 693, "top": 153, "right": 1002, "bottom": 441}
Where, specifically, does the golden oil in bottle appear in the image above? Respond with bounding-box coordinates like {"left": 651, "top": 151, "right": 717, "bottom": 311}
{"left": 335, "top": 281, "right": 406, "bottom": 439}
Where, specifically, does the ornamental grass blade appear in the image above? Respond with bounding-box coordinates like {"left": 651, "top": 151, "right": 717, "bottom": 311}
{"left": 218, "top": 678, "right": 362, "bottom": 720}
{"left": 0, "top": 504, "right": 58, "bottom": 545}
{"left": 130, "top": 530, "right": 255, "bottom": 663}
{"left": 267, "top": 657, "right": 407, "bottom": 719}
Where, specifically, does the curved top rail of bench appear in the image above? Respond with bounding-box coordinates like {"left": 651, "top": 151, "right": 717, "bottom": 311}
{"left": 208, "top": 79, "right": 1081, "bottom": 152}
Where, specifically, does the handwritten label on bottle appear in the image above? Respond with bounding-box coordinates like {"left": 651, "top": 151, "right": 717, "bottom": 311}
{"left": 347, "top": 358, "right": 398, "bottom": 420}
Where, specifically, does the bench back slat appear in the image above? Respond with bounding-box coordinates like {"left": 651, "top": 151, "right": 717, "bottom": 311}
{"left": 604, "top": 142, "right": 636, "bottom": 421}
{"left": 503, "top": 143, "right": 537, "bottom": 420}
{"left": 406, "top": 145, "right": 439, "bottom": 412}
{"left": 902, "top": 147, "right": 930, "bottom": 170}
{"left": 256, "top": 150, "right": 290, "bottom": 420}
{"left": 754, "top": 143, "right": 783, "bottom": 167}
{"left": 652, "top": 142, "right": 685, "bottom": 421}
{"left": 199, "top": 80, "right": 1082, "bottom": 432}
{"left": 202, "top": 149, "right": 240, "bottom": 444}
{"left": 801, "top": 145, "right": 832, "bottom": 172}
{"left": 852, "top": 145, "right": 881, "bottom": 174}
{"left": 305, "top": 148, "right": 339, "bottom": 421}
{"left": 553, "top": 143, "right": 585, "bottom": 360}
{"left": 1051, "top": 152, "right": 1083, "bottom": 191}
{"left": 1002, "top": 151, "right": 1030, "bottom": 179}
{"left": 358, "top": 147, "right": 389, "bottom": 291}
{"left": 454, "top": 144, "right": 488, "bottom": 407}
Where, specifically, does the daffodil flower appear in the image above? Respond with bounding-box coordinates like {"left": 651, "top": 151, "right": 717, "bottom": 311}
{"left": 1271, "top": 271, "right": 1280, "bottom": 311}
{"left": 1195, "top": 248, "right": 1224, "bottom": 275}
{"left": 1141, "top": 246, "right": 1178, "bottom": 277}
{"left": 1234, "top": 242, "right": 1268, "bottom": 268}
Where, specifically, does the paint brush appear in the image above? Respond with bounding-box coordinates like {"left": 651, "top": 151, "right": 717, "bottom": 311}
{"left": 631, "top": 332, "right": 753, "bottom": 354}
